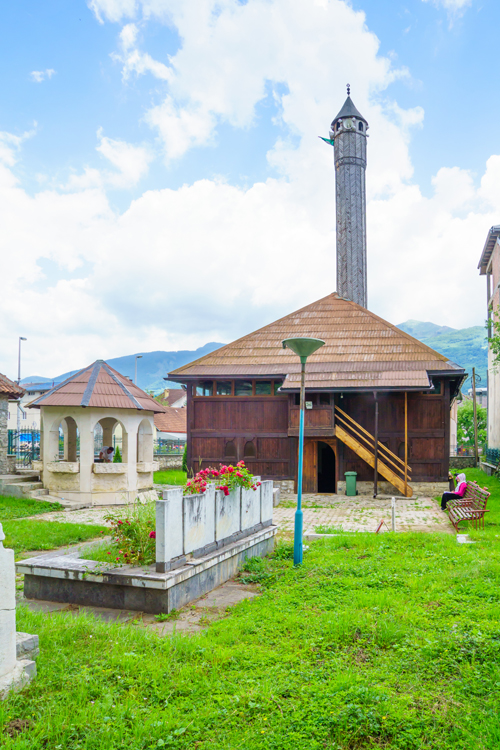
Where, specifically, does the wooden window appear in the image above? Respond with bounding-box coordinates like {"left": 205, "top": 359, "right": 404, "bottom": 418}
{"left": 424, "top": 378, "right": 442, "bottom": 396}
{"left": 319, "top": 393, "right": 330, "bottom": 405}
{"left": 196, "top": 381, "right": 213, "bottom": 396}
{"left": 244, "top": 440, "right": 256, "bottom": 458}
{"left": 235, "top": 381, "right": 253, "bottom": 396}
{"left": 255, "top": 381, "right": 272, "bottom": 395}
{"left": 216, "top": 381, "right": 232, "bottom": 396}
{"left": 225, "top": 440, "right": 237, "bottom": 458}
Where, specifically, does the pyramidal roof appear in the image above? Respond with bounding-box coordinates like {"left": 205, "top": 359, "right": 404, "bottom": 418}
{"left": 29, "top": 360, "right": 165, "bottom": 412}
{"left": 0, "top": 373, "right": 25, "bottom": 399}
{"left": 331, "top": 95, "right": 367, "bottom": 127}
{"left": 169, "top": 294, "right": 465, "bottom": 392}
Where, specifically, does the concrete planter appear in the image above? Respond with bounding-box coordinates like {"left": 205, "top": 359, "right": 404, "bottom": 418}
{"left": 46, "top": 462, "right": 80, "bottom": 474}
{"left": 32, "top": 460, "right": 43, "bottom": 472}
{"left": 92, "top": 463, "right": 127, "bottom": 474}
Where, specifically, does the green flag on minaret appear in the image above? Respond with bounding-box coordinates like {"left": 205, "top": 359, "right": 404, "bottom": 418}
{"left": 318, "top": 135, "right": 334, "bottom": 146}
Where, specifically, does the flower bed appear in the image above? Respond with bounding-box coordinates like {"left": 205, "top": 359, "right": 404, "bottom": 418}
{"left": 184, "top": 461, "right": 261, "bottom": 496}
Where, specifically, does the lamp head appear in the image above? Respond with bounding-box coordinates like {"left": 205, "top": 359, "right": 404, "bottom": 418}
{"left": 136, "top": 354, "right": 143, "bottom": 359}
{"left": 20, "top": 337, "right": 27, "bottom": 341}
{"left": 281, "top": 337, "right": 325, "bottom": 361}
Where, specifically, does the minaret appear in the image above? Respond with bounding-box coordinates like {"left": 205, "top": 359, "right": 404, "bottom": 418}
{"left": 329, "top": 85, "right": 368, "bottom": 308}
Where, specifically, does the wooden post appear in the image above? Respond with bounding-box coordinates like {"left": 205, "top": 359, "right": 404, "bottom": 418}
{"left": 472, "top": 367, "right": 479, "bottom": 468}
{"left": 404, "top": 392, "right": 408, "bottom": 497}
{"left": 373, "top": 392, "right": 378, "bottom": 498}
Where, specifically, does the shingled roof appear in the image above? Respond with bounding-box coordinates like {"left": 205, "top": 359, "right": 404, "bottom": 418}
{"left": 169, "top": 293, "right": 466, "bottom": 393}
{"left": 154, "top": 407, "right": 187, "bottom": 435}
{"left": 0, "top": 373, "right": 25, "bottom": 400}
{"left": 29, "top": 360, "right": 166, "bottom": 412}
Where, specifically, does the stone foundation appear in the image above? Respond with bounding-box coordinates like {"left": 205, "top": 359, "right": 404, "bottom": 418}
{"left": 154, "top": 454, "right": 183, "bottom": 471}
{"left": 337, "top": 480, "right": 449, "bottom": 498}
{"left": 449, "top": 456, "right": 476, "bottom": 470}
{"left": 273, "top": 480, "right": 294, "bottom": 496}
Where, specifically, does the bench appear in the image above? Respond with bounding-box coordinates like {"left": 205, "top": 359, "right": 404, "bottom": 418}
{"left": 447, "top": 482, "right": 490, "bottom": 532}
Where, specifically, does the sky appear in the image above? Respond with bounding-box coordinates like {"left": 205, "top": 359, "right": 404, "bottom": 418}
{"left": 0, "top": 0, "right": 498, "bottom": 379}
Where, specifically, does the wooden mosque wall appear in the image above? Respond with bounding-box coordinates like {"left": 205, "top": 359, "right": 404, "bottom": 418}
{"left": 185, "top": 379, "right": 451, "bottom": 484}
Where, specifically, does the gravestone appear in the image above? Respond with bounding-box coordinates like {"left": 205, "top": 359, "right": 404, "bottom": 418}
{"left": 0, "top": 522, "right": 38, "bottom": 699}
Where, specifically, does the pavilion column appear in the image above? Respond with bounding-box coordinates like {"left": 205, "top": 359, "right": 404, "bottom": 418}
{"left": 78, "top": 412, "right": 93, "bottom": 497}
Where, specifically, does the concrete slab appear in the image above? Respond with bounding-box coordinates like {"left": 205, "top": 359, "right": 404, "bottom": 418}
{"left": 193, "top": 582, "right": 257, "bottom": 609}
{"left": 19, "top": 599, "right": 69, "bottom": 613}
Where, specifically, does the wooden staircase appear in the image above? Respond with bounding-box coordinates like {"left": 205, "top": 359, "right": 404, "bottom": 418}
{"left": 334, "top": 406, "right": 413, "bottom": 497}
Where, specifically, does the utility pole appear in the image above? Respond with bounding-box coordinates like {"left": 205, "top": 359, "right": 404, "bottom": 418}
{"left": 16, "top": 337, "right": 27, "bottom": 464}
{"left": 472, "top": 367, "right": 479, "bottom": 468}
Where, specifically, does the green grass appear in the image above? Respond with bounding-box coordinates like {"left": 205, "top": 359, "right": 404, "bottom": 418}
{"left": 0, "top": 495, "right": 63, "bottom": 521}
{"left": 2, "top": 520, "right": 107, "bottom": 556}
{"left": 4, "top": 531, "right": 500, "bottom": 748}
{"left": 153, "top": 470, "right": 187, "bottom": 486}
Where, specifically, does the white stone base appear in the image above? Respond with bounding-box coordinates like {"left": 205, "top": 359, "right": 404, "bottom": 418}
{"left": 0, "top": 659, "right": 36, "bottom": 700}
{"left": 42, "top": 487, "right": 160, "bottom": 508}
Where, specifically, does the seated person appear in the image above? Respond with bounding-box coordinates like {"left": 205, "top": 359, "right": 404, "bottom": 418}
{"left": 441, "top": 472, "right": 467, "bottom": 511}
{"left": 99, "top": 446, "right": 115, "bottom": 463}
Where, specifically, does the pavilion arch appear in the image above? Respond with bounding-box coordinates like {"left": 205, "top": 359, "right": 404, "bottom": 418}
{"left": 92, "top": 416, "right": 128, "bottom": 462}
{"left": 137, "top": 418, "right": 153, "bottom": 463}
{"left": 47, "top": 415, "right": 80, "bottom": 463}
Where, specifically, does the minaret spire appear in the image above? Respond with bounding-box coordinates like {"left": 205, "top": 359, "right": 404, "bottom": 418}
{"left": 328, "top": 91, "right": 369, "bottom": 308}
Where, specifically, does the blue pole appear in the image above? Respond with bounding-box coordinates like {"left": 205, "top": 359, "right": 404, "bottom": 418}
{"left": 294, "top": 358, "right": 307, "bottom": 566}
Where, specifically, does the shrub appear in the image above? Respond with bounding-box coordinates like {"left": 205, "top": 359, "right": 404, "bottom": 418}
{"left": 113, "top": 446, "right": 122, "bottom": 463}
{"left": 182, "top": 444, "right": 187, "bottom": 472}
{"left": 104, "top": 499, "right": 156, "bottom": 565}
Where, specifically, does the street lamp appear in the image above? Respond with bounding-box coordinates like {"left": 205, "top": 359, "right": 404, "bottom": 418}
{"left": 282, "top": 336, "right": 325, "bottom": 566}
{"left": 134, "top": 354, "right": 143, "bottom": 385}
{"left": 17, "top": 337, "right": 27, "bottom": 463}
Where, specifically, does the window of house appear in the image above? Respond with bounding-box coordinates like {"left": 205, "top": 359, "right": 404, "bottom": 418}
{"left": 216, "top": 381, "right": 232, "bottom": 396}
{"left": 255, "top": 381, "right": 272, "bottom": 395}
{"left": 196, "top": 381, "right": 213, "bottom": 396}
{"left": 294, "top": 394, "right": 300, "bottom": 406}
{"left": 235, "top": 381, "right": 253, "bottom": 396}
{"left": 431, "top": 379, "right": 442, "bottom": 395}
{"left": 319, "top": 393, "right": 330, "bottom": 405}
{"left": 274, "top": 380, "right": 284, "bottom": 395}
{"left": 244, "top": 440, "right": 256, "bottom": 458}
{"left": 225, "top": 440, "right": 237, "bottom": 458}
{"left": 358, "top": 122, "right": 363, "bottom": 131}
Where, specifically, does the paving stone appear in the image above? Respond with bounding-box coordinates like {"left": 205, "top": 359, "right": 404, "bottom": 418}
{"left": 20, "top": 599, "right": 69, "bottom": 613}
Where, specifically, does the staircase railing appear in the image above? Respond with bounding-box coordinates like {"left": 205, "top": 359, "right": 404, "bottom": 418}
{"left": 334, "top": 405, "right": 411, "bottom": 494}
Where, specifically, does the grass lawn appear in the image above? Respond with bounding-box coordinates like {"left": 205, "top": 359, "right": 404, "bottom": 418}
{"left": 153, "top": 469, "right": 187, "bottom": 485}
{"left": 2, "top": 520, "right": 107, "bottom": 556}
{"left": 0, "top": 495, "right": 63, "bottom": 521}
{"left": 3, "top": 530, "right": 500, "bottom": 749}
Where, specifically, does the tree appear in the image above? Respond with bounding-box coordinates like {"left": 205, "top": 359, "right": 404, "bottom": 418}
{"left": 490, "top": 309, "right": 500, "bottom": 369}
{"left": 113, "top": 446, "right": 122, "bottom": 463}
{"left": 457, "top": 399, "right": 487, "bottom": 447}
{"left": 182, "top": 444, "right": 187, "bottom": 473}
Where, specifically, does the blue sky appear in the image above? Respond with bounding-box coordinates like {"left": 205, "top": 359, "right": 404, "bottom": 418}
{"left": 0, "top": 0, "right": 498, "bottom": 377}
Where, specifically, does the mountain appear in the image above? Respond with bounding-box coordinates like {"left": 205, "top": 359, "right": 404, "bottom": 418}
{"left": 397, "top": 320, "right": 488, "bottom": 391}
{"left": 22, "top": 343, "right": 225, "bottom": 394}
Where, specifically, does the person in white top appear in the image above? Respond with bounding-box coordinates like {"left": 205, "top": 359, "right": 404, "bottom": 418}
{"left": 99, "top": 446, "right": 115, "bottom": 463}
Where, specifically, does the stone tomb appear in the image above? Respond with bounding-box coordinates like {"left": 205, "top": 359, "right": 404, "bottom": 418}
{"left": 18, "top": 481, "right": 277, "bottom": 614}
{"left": 0, "top": 523, "right": 38, "bottom": 699}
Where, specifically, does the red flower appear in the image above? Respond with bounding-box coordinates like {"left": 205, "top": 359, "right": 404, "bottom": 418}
{"left": 149, "top": 531, "right": 156, "bottom": 539}
{"left": 237, "top": 461, "right": 245, "bottom": 467}
{"left": 257, "top": 481, "right": 261, "bottom": 486}
{"left": 236, "top": 471, "right": 243, "bottom": 478}
{"left": 107, "top": 551, "right": 111, "bottom": 555}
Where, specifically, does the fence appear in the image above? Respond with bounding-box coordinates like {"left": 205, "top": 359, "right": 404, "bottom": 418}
{"left": 486, "top": 448, "right": 500, "bottom": 467}
{"left": 154, "top": 440, "right": 185, "bottom": 455}
{"left": 7, "top": 429, "right": 41, "bottom": 468}
{"left": 450, "top": 444, "right": 487, "bottom": 458}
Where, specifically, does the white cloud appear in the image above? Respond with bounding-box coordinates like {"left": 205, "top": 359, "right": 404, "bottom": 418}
{"left": 0, "top": 0, "right": 493, "bottom": 378}
{"left": 66, "top": 130, "right": 154, "bottom": 190}
{"left": 30, "top": 69, "right": 56, "bottom": 83}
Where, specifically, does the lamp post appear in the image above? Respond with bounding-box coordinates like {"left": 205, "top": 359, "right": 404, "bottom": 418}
{"left": 282, "top": 337, "right": 325, "bottom": 566}
{"left": 17, "top": 337, "right": 27, "bottom": 462}
{"left": 134, "top": 354, "right": 143, "bottom": 385}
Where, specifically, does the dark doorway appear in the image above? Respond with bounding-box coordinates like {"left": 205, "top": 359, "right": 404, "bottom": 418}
{"left": 318, "top": 442, "right": 336, "bottom": 493}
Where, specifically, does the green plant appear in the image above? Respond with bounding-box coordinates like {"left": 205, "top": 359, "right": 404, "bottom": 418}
{"left": 86, "top": 500, "right": 156, "bottom": 566}
{"left": 0, "top": 495, "right": 62, "bottom": 522}
{"left": 457, "top": 399, "right": 487, "bottom": 446}
{"left": 113, "top": 446, "right": 122, "bottom": 463}
{"left": 182, "top": 443, "right": 187, "bottom": 472}
{"left": 154, "top": 610, "right": 180, "bottom": 622}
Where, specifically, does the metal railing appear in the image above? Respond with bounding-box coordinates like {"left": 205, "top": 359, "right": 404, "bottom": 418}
{"left": 154, "top": 440, "right": 185, "bottom": 455}
{"left": 7, "top": 429, "right": 41, "bottom": 468}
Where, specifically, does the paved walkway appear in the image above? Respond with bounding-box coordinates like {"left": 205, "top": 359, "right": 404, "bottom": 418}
{"left": 274, "top": 494, "right": 453, "bottom": 535}
{"left": 27, "top": 493, "right": 453, "bottom": 534}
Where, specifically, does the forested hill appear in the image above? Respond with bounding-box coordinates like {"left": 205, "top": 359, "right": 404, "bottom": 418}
{"left": 397, "top": 320, "right": 487, "bottom": 390}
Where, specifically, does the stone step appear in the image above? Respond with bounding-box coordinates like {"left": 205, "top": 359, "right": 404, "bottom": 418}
{"left": 29, "top": 488, "right": 49, "bottom": 498}
{"left": 3, "top": 481, "right": 44, "bottom": 498}
{"left": 16, "top": 632, "right": 39, "bottom": 661}
{"left": 29, "top": 492, "right": 91, "bottom": 510}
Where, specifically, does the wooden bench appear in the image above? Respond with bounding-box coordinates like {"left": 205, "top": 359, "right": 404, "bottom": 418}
{"left": 447, "top": 482, "right": 490, "bottom": 532}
